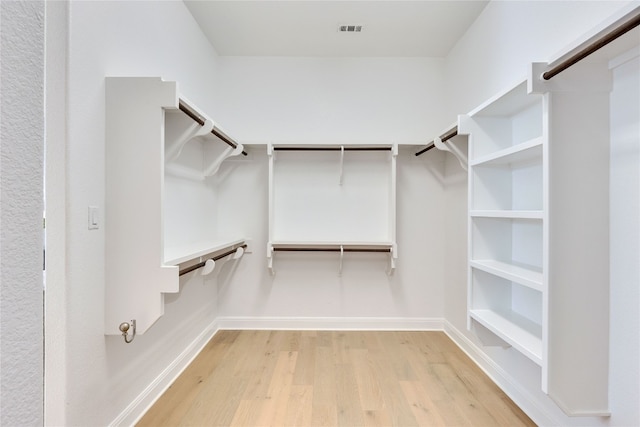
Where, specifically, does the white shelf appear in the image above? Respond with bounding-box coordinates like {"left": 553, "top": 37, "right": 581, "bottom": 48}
{"left": 470, "top": 210, "right": 543, "bottom": 219}
{"left": 470, "top": 309, "right": 543, "bottom": 366}
{"left": 469, "top": 80, "right": 539, "bottom": 117}
{"left": 471, "top": 137, "right": 543, "bottom": 167}
{"left": 164, "top": 238, "right": 246, "bottom": 266}
{"left": 470, "top": 259, "right": 543, "bottom": 292}
{"left": 271, "top": 240, "right": 393, "bottom": 248}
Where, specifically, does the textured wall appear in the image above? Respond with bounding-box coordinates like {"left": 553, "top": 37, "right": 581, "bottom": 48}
{"left": 0, "top": 1, "right": 45, "bottom": 425}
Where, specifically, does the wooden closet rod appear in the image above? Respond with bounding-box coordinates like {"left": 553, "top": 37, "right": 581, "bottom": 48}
{"left": 415, "top": 127, "right": 458, "bottom": 157}
{"left": 178, "top": 244, "right": 247, "bottom": 276}
{"left": 178, "top": 100, "right": 248, "bottom": 156}
{"left": 273, "top": 147, "right": 392, "bottom": 152}
{"left": 273, "top": 247, "right": 391, "bottom": 253}
{"left": 542, "top": 11, "right": 640, "bottom": 80}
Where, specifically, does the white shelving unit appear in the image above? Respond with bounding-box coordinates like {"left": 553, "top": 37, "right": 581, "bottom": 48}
{"left": 461, "top": 63, "right": 613, "bottom": 414}
{"left": 105, "top": 77, "right": 246, "bottom": 336}
{"left": 267, "top": 144, "right": 398, "bottom": 275}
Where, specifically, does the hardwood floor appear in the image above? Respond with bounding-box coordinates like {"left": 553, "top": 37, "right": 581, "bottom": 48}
{"left": 137, "top": 330, "right": 536, "bottom": 427}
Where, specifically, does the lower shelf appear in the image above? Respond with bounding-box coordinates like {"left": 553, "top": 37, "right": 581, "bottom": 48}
{"left": 164, "top": 238, "right": 246, "bottom": 266}
{"left": 469, "top": 308, "right": 543, "bottom": 366}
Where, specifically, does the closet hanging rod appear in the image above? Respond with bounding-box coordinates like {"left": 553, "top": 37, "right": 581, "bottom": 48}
{"left": 178, "top": 244, "right": 247, "bottom": 276}
{"left": 542, "top": 11, "right": 640, "bottom": 80}
{"left": 273, "top": 247, "right": 391, "bottom": 253}
{"left": 415, "top": 127, "right": 458, "bottom": 157}
{"left": 273, "top": 147, "right": 392, "bottom": 152}
{"left": 177, "top": 100, "right": 248, "bottom": 156}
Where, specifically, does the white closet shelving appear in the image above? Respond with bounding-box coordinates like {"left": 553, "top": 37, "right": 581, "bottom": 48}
{"left": 267, "top": 144, "right": 397, "bottom": 275}
{"left": 461, "top": 5, "right": 640, "bottom": 414}
{"left": 461, "top": 55, "right": 615, "bottom": 413}
{"left": 105, "top": 77, "right": 247, "bottom": 336}
{"left": 462, "top": 79, "right": 546, "bottom": 371}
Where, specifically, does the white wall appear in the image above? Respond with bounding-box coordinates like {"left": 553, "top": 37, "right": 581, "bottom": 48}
{"left": 46, "top": 1, "right": 230, "bottom": 425}
{"left": 213, "top": 58, "right": 451, "bottom": 326}
{"left": 215, "top": 57, "right": 446, "bottom": 144}
{"left": 443, "top": 1, "right": 639, "bottom": 426}
{"left": 0, "top": 1, "right": 45, "bottom": 425}
{"left": 444, "top": 0, "right": 634, "bottom": 120}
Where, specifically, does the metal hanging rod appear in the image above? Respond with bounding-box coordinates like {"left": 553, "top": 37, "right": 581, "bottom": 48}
{"left": 178, "top": 100, "right": 248, "bottom": 156}
{"left": 415, "top": 127, "right": 458, "bottom": 157}
{"left": 542, "top": 11, "right": 640, "bottom": 80}
{"left": 178, "top": 244, "right": 247, "bottom": 276}
{"left": 273, "top": 146, "right": 392, "bottom": 152}
{"left": 273, "top": 247, "right": 391, "bottom": 253}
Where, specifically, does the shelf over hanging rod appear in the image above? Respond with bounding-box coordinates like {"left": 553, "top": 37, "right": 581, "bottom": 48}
{"left": 273, "top": 247, "right": 391, "bottom": 253}
{"left": 273, "top": 146, "right": 392, "bottom": 152}
{"left": 415, "top": 127, "right": 458, "bottom": 157}
{"left": 178, "top": 244, "right": 247, "bottom": 276}
{"left": 178, "top": 100, "right": 248, "bottom": 156}
{"left": 541, "top": 7, "right": 640, "bottom": 80}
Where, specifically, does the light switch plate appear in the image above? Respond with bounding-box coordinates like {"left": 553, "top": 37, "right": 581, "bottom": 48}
{"left": 88, "top": 206, "right": 99, "bottom": 230}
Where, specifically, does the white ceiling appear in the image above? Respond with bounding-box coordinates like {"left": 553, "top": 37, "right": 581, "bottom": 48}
{"left": 184, "top": 1, "right": 489, "bottom": 57}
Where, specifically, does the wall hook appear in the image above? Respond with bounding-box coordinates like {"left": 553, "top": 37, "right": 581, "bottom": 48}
{"left": 119, "top": 319, "right": 136, "bottom": 344}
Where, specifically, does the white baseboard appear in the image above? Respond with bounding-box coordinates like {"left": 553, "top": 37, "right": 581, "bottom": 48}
{"left": 443, "top": 320, "right": 561, "bottom": 427}
{"left": 217, "top": 316, "right": 445, "bottom": 331}
{"left": 109, "top": 319, "right": 221, "bottom": 427}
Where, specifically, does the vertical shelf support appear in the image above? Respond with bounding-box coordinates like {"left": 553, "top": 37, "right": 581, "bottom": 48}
{"left": 339, "top": 145, "right": 345, "bottom": 185}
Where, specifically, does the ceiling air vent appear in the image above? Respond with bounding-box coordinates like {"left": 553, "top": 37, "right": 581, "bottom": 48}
{"left": 338, "top": 25, "right": 363, "bottom": 33}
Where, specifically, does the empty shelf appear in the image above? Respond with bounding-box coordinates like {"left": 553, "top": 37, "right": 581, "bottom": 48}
{"left": 470, "top": 210, "right": 543, "bottom": 219}
{"left": 471, "top": 137, "right": 543, "bottom": 167}
{"left": 470, "top": 259, "right": 543, "bottom": 291}
{"left": 470, "top": 309, "right": 543, "bottom": 365}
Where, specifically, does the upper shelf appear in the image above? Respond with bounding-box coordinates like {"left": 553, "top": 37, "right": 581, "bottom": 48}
{"left": 164, "top": 99, "right": 245, "bottom": 179}
{"left": 469, "top": 80, "right": 541, "bottom": 117}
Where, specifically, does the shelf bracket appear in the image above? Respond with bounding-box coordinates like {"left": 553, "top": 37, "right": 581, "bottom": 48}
{"left": 204, "top": 143, "right": 245, "bottom": 177}
{"left": 434, "top": 136, "right": 468, "bottom": 171}
{"left": 165, "top": 118, "right": 214, "bottom": 163}
{"left": 338, "top": 245, "right": 344, "bottom": 276}
{"left": 387, "top": 243, "right": 398, "bottom": 276}
{"left": 267, "top": 242, "right": 275, "bottom": 276}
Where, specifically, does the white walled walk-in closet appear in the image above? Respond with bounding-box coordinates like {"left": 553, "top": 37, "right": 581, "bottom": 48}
{"left": 34, "top": 1, "right": 639, "bottom": 426}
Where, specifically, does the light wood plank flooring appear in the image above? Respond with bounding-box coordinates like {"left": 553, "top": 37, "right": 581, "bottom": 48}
{"left": 137, "top": 330, "right": 536, "bottom": 427}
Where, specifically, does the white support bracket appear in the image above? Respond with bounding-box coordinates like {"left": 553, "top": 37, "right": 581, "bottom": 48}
{"left": 204, "top": 143, "right": 245, "bottom": 177}
{"left": 267, "top": 242, "right": 275, "bottom": 276}
{"left": 387, "top": 243, "right": 398, "bottom": 276}
{"left": 434, "top": 136, "right": 468, "bottom": 171}
{"left": 165, "top": 118, "right": 214, "bottom": 163}
{"left": 338, "top": 245, "right": 344, "bottom": 276}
